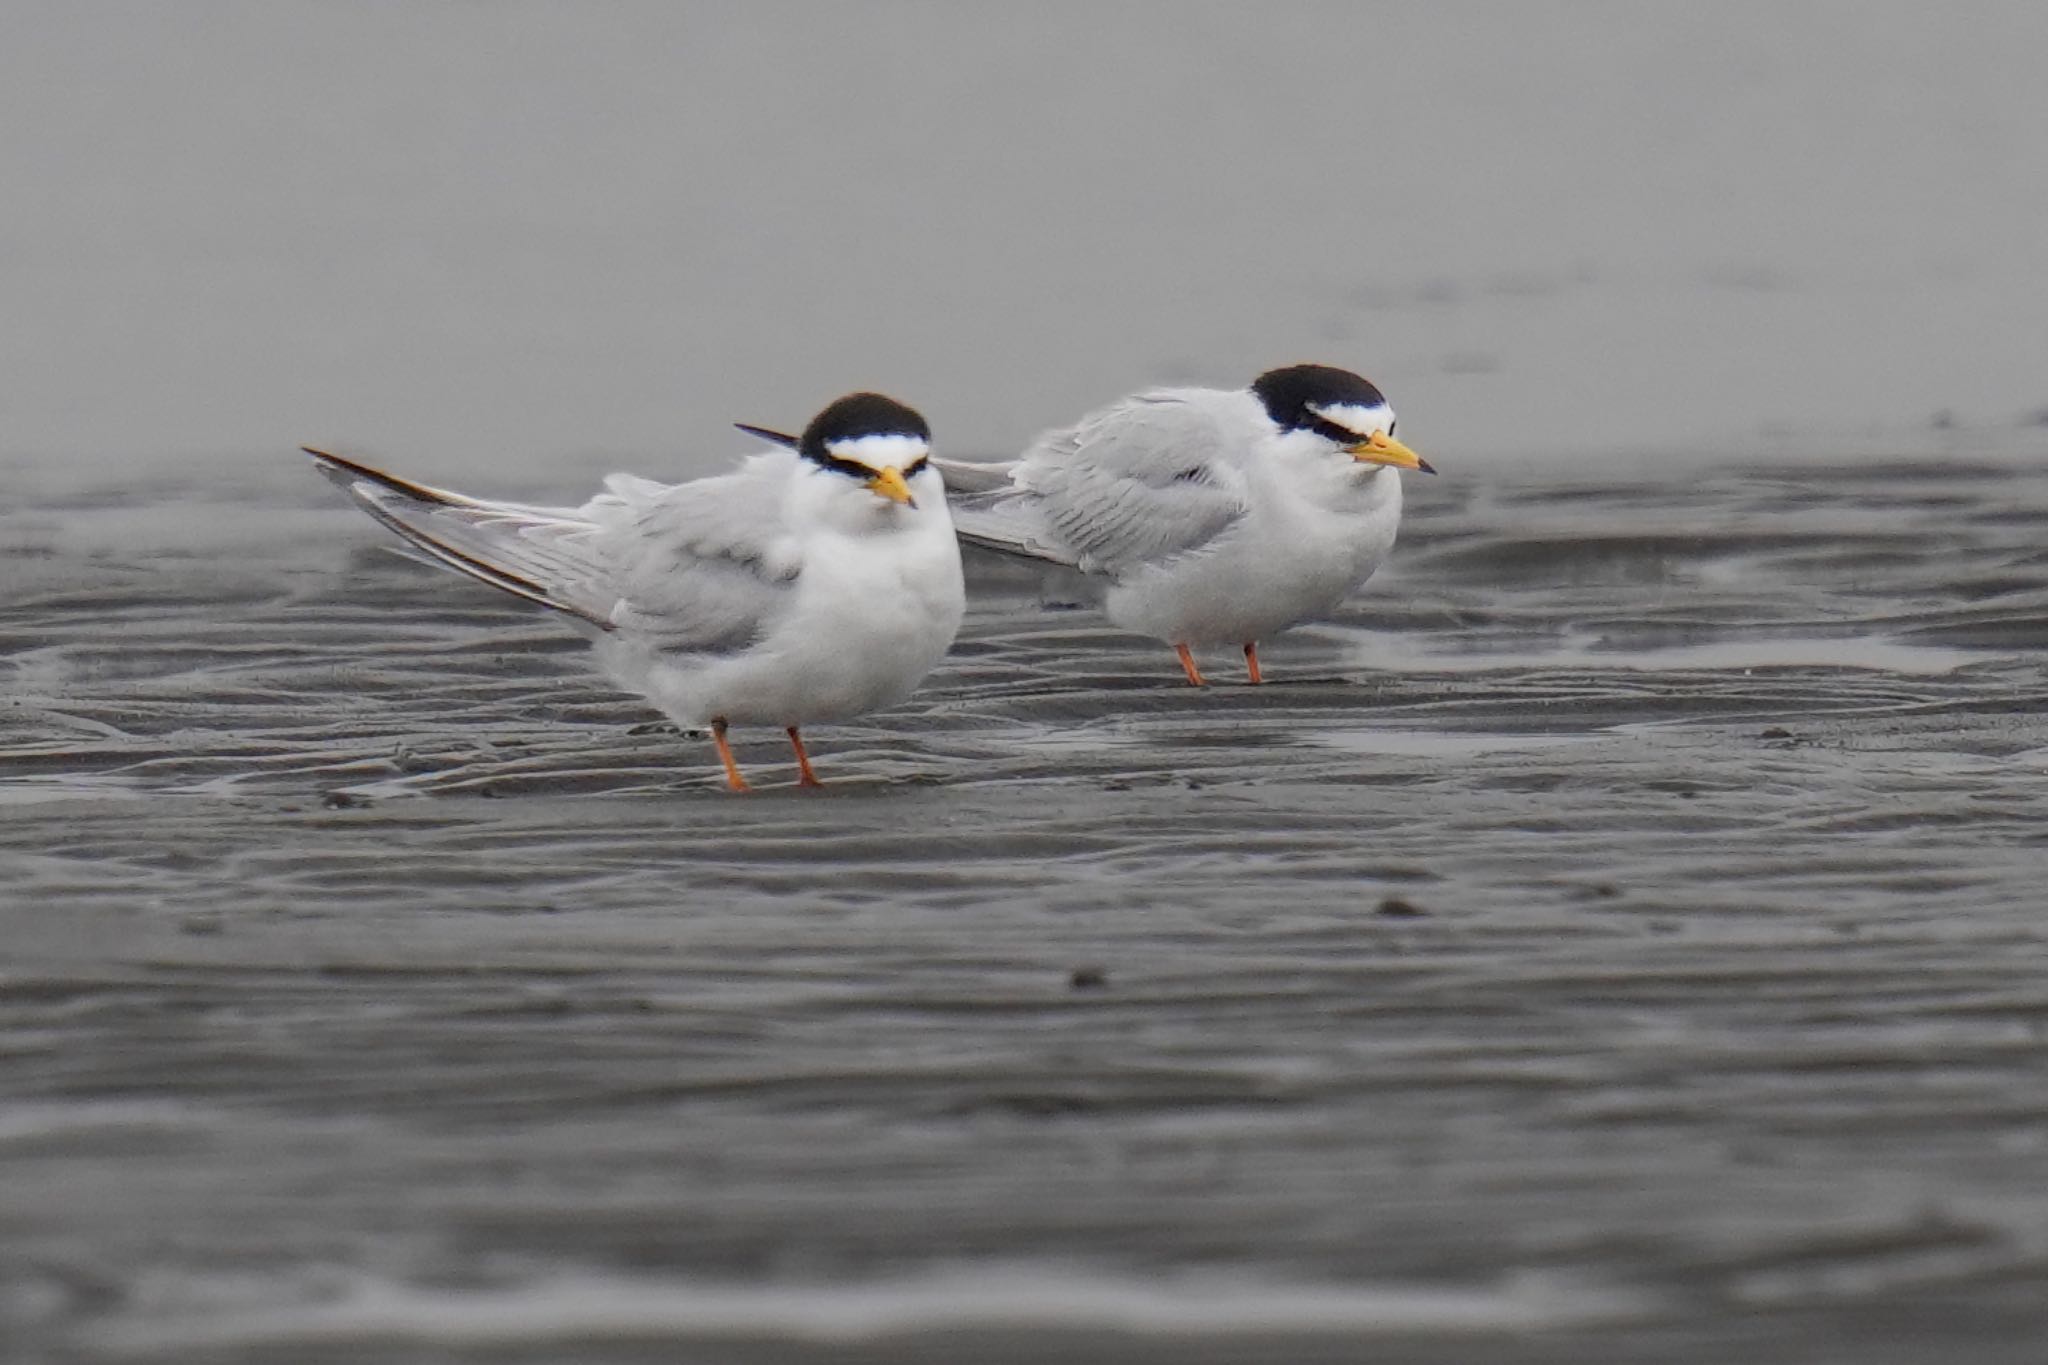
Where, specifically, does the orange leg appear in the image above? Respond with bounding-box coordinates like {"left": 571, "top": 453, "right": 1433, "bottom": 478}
{"left": 710, "top": 717, "right": 750, "bottom": 792}
{"left": 1243, "top": 642, "right": 1264, "bottom": 685}
{"left": 1174, "top": 643, "right": 1208, "bottom": 687}
{"left": 787, "top": 726, "right": 823, "bottom": 788}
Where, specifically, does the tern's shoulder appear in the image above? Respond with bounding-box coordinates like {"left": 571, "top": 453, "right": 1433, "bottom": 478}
{"left": 581, "top": 448, "right": 805, "bottom": 581}
{"left": 985, "top": 386, "right": 1258, "bottom": 575}
{"left": 1019, "top": 385, "right": 1264, "bottom": 487}
{"left": 580, "top": 450, "right": 809, "bottom": 650}
{"left": 581, "top": 449, "right": 796, "bottom": 528}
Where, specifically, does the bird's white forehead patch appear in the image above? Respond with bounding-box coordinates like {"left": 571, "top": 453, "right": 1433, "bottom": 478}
{"left": 1307, "top": 401, "right": 1394, "bottom": 439}
{"left": 823, "top": 433, "right": 930, "bottom": 469}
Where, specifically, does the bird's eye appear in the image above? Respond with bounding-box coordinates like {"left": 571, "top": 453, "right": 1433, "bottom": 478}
{"left": 1387, "top": 420, "right": 1397, "bottom": 437}
{"left": 902, "top": 456, "right": 929, "bottom": 477}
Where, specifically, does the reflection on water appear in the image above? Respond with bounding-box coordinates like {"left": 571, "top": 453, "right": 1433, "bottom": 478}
{"left": 1304, "top": 729, "right": 1598, "bottom": 758}
{"left": 88, "top": 1266, "right": 1653, "bottom": 1356}
{"left": 1332, "top": 631, "right": 1994, "bottom": 678}
{"left": 0, "top": 773, "right": 149, "bottom": 805}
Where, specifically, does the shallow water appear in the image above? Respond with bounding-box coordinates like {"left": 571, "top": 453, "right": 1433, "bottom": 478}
{"left": 5, "top": 456, "right": 2048, "bottom": 1362}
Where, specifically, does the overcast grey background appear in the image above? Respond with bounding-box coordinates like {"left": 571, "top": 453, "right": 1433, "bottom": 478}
{"left": 4, "top": 1, "right": 2045, "bottom": 478}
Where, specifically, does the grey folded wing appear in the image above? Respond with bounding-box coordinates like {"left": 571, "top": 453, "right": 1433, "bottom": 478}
{"left": 306, "top": 449, "right": 803, "bottom": 654}
{"left": 941, "top": 390, "right": 1249, "bottom": 577}
{"left": 590, "top": 464, "right": 804, "bottom": 654}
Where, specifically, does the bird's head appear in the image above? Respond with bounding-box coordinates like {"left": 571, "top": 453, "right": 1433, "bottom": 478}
{"left": 1251, "top": 364, "right": 1433, "bottom": 475}
{"left": 792, "top": 392, "right": 936, "bottom": 509}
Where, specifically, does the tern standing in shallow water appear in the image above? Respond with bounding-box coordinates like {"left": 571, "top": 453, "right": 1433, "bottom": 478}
{"left": 939, "top": 364, "right": 1433, "bottom": 685}
{"left": 306, "top": 393, "right": 965, "bottom": 791}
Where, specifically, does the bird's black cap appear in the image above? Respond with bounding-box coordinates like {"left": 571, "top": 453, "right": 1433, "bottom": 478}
{"left": 1251, "top": 364, "right": 1389, "bottom": 442}
{"left": 798, "top": 392, "right": 930, "bottom": 466}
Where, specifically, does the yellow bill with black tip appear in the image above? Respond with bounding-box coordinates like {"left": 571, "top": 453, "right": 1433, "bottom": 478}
{"left": 866, "top": 466, "right": 917, "bottom": 507}
{"left": 1349, "top": 430, "right": 1435, "bottom": 475}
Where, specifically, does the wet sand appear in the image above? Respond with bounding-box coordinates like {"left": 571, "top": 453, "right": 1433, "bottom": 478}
{"left": 5, "top": 456, "right": 2048, "bottom": 1361}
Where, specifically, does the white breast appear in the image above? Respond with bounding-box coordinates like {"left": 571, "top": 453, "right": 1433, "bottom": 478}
{"left": 1106, "top": 465, "right": 1402, "bottom": 646}
{"left": 625, "top": 472, "right": 966, "bottom": 728}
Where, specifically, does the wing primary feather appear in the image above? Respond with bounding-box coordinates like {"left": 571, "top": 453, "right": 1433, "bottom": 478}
{"left": 948, "top": 501, "right": 1081, "bottom": 569}
{"left": 351, "top": 495, "right": 616, "bottom": 631}
{"left": 733, "top": 423, "right": 800, "bottom": 448}
{"left": 954, "top": 526, "right": 1066, "bottom": 563}
{"left": 302, "top": 446, "right": 481, "bottom": 507}
{"left": 929, "top": 456, "right": 1019, "bottom": 496}
{"left": 303, "top": 446, "right": 616, "bottom": 631}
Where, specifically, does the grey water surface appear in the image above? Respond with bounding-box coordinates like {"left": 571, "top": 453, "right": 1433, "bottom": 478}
{"left": 5, "top": 455, "right": 2048, "bottom": 1362}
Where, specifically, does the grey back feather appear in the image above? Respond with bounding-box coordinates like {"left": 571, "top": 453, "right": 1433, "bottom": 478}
{"left": 944, "top": 390, "right": 1252, "bottom": 577}
{"left": 585, "top": 458, "right": 804, "bottom": 654}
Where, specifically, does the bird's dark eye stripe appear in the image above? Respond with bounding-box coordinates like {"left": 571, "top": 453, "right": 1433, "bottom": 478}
{"left": 1306, "top": 415, "right": 1360, "bottom": 445}
{"left": 808, "top": 446, "right": 928, "bottom": 481}
{"left": 815, "top": 453, "right": 874, "bottom": 480}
